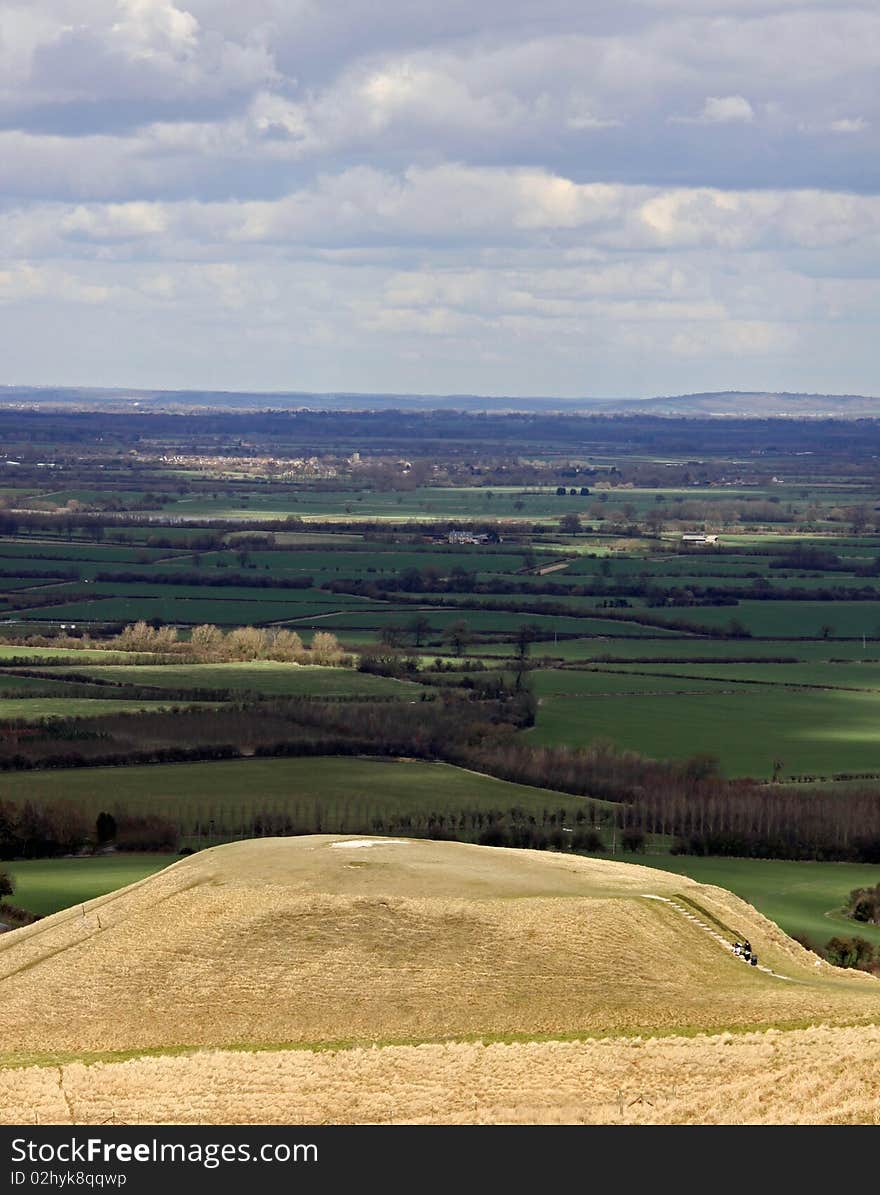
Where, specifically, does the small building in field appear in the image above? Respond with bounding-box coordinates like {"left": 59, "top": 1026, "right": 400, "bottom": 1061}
{"left": 681, "top": 533, "right": 719, "bottom": 546}
{"left": 447, "top": 529, "right": 503, "bottom": 545}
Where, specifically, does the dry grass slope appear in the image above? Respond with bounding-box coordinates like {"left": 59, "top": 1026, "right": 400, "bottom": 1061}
{"left": 3, "top": 1027, "right": 880, "bottom": 1125}
{"left": 1, "top": 836, "right": 878, "bottom": 1124}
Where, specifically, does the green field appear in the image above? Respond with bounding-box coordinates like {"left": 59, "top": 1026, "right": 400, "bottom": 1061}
{"left": 4, "top": 469, "right": 880, "bottom": 788}
{"left": 314, "top": 607, "right": 682, "bottom": 637}
{"left": 0, "top": 756, "right": 607, "bottom": 843}
{"left": 529, "top": 668, "right": 742, "bottom": 697}
{"left": 488, "top": 637, "right": 880, "bottom": 663}
{"left": 636, "top": 854, "right": 880, "bottom": 949}
{"left": 659, "top": 600, "right": 880, "bottom": 639}
{"left": 0, "top": 698, "right": 210, "bottom": 721}
{"left": 19, "top": 591, "right": 380, "bottom": 626}
{"left": 37, "top": 662, "right": 420, "bottom": 698}
{"left": 0, "top": 673, "right": 93, "bottom": 696}
{"left": 1, "top": 855, "right": 175, "bottom": 917}
{"left": 0, "top": 645, "right": 150, "bottom": 662}
{"left": 600, "top": 660, "right": 880, "bottom": 690}
{"left": 529, "top": 685, "right": 880, "bottom": 778}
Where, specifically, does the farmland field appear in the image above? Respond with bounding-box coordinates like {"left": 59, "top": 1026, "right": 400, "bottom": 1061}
{"left": 492, "top": 637, "right": 880, "bottom": 662}
{"left": 529, "top": 685, "right": 880, "bottom": 777}
{"left": 636, "top": 855, "right": 880, "bottom": 948}
{"left": 2, "top": 855, "right": 175, "bottom": 917}
{"left": 36, "top": 662, "right": 421, "bottom": 698}
{"left": 596, "top": 660, "right": 880, "bottom": 690}
{"left": 0, "top": 697, "right": 208, "bottom": 721}
{"left": 0, "top": 756, "right": 609, "bottom": 844}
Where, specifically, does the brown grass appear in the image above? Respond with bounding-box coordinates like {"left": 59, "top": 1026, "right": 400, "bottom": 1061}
{"left": 2, "top": 837, "right": 879, "bottom": 1125}
{"left": 0, "top": 837, "right": 876, "bottom": 1067}
{"left": 3, "top": 1026, "right": 880, "bottom": 1125}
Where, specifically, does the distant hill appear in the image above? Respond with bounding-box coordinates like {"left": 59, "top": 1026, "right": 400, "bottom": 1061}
{"left": 2, "top": 384, "right": 879, "bottom": 417}
{"left": 615, "top": 391, "right": 880, "bottom": 417}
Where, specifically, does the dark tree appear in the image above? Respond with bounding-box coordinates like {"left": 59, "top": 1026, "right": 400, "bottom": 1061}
{"left": 96, "top": 811, "right": 117, "bottom": 845}
{"left": 408, "top": 615, "right": 432, "bottom": 647}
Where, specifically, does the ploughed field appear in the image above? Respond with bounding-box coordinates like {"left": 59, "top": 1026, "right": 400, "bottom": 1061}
{"left": 1, "top": 837, "right": 878, "bottom": 1124}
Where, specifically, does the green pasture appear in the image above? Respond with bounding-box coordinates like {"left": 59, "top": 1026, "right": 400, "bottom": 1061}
{"left": 19, "top": 594, "right": 380, "bottom": 626}
{"left": 197, "top": 547, "right": 530, "bottom": 578}
{"left": 0, "top": 646, "right": 149, "bottom": 662}
{"left": 157, "top": 483, "right": 852, "bottom": 524}
{"left": 0, "top": 577, "right": 73, "bottom": 591}
{"left": 529, "top": 685, "right": 880, "bottom": 778}
{"left": 0, "top": 540, "right": 173, "bottom": 563}
{"left": 0, "top": 673, "right": 91, "bottom": 696}
{"left": 0, "top": 855, "right": 176, "bottom": 917}
{"left": 599, "top": 661, "right": 880, "bottom": 691}
{"left": 528, "top": 668, "right": 741, "bottom": 697}
{"left": 667, "top": 600, "right": 880, "bottom": 638}
{"left": 162, "top": 486, "right": 607, "bottom": 522}
{"left": 37, "top": 662, "right": 420, "bottom": 699}
{"left": 0, "top": 756, "right": 605, "bottom": 844}
{"left": 524, "top": 637, "right": 880, "bottom": 663}
{"left": 0, "top": 698, "right": 209, "bottom": 721}
{"left": 20, "top": 581, "right": 377, "bottom": 605}
{"left": 636, "top": 855, "right": 880, "bottom": 949}
{"left": 38, "top": 489, "right": 150, "bottom": 507}
{"left": 312, "top": 607, "right": 685, "bottom": 638}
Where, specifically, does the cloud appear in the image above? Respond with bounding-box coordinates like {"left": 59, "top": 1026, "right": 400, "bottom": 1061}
{"left": 828, "top": 116, "right": 870, "bottom": 134}
{"left": 0, "top": 1, "right": 877, "bottom": 396}
{"left": 672, "top": 95, "right": 756, "bottom": 125}
{"left": 700, "top": 94, "right": 755, "bottom": 123}
{"left": 0, "top": 0, "right": 276, "bottom": 126}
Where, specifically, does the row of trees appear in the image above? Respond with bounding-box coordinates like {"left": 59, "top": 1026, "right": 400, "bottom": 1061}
{"left": 330, "top": 566, "right": 880, "bottom": 606}
{"left": 0, "top": 801, "right": 177, "bottom": 858}
{"left": 112, "top": 621, "right": 348, "bottom": 664}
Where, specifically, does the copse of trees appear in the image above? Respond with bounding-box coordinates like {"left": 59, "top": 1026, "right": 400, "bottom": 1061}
{"left": 357, "top": 644, "right": 420, "bottom": 678}
{"left": 846, "top": 883, "right": 880, "bottom": 925}
{"left": 824, "top": 935, "right": 877, "bottom": 973}
{"left": 111, "top": 621, "right": 349, "bottom": 665}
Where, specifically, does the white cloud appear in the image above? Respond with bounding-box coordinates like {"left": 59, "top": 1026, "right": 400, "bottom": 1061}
{"left": 829, "top": 116, "right": 870, "bottom": 134}
{"left": 0, "top": 1, "right": 877, "bottom": 395}
{"left": 702, "top": 94, "right": 755, "bottom": 123}
{"left": 111, "top": 0, "right": 200, "bottom": 55}
{"left": 672, "top": 94, "right": 756, "bottom": 125}
{"left": 6, "top": 168, "right": 880, "bottom": 262}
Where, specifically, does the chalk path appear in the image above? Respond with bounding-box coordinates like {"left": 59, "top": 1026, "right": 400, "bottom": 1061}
{"left": 642, "top": 893, "right": 796, "bottom": 982}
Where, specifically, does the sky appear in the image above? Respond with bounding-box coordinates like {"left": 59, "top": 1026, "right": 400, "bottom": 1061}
{"left": 0, "top": 0, "right": 878, "bottom": 398}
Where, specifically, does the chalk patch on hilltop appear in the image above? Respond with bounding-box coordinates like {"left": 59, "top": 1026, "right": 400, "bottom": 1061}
{"left": 329, "top": 839, "right": 410, "bottom": 849}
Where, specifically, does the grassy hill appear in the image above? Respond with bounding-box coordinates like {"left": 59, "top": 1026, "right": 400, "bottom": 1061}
{"left": 1, "top": 836, "right": 877, "bottom": 1123}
